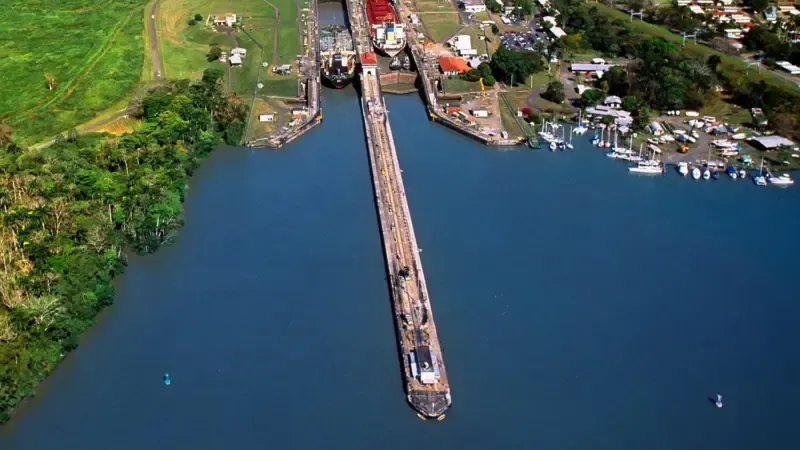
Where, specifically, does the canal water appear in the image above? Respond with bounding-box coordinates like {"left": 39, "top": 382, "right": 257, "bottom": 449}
{"left": 2, "top": 8, "right": 800, "bottom": 447}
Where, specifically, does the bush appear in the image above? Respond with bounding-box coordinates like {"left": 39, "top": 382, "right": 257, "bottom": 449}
{"left": 483, "top": 73, "right": 496, "bottom": 86}
{"left": 207, "top": 45, "right": 222, "bottom": 62}
{"left": 194, "top": 13, "right": 203, "bottom": 21}
{"left": 188, "top": 19, "right": 197, "bottom": 26}
{"left": 463, "top": 69, "right": 482, "bottom": 82}
{"left": 542, "top": 80, "right": 566, "bottom": 103}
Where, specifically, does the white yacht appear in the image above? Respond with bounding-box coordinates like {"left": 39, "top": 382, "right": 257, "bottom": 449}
{"left": 769, "top": 173, "right": 794, "bottom": 186}
{"left": 629, "top": 161, "right": 663, "bottom": 174}
{"left": 549, "top": 141, "right": 558, "bottom": 151}
{"left": 691, "top": 167, "right": 702, "bottom": 180}
{"left": 703, "top": 168, "right": 711, "bottom": 180}
{"left": 677, "top": 162, "right": 689, "bottom": 176}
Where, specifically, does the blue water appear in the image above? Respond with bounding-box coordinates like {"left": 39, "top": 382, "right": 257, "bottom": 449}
{"left": 1, "top": 90, "right": 799, "bottom": 449}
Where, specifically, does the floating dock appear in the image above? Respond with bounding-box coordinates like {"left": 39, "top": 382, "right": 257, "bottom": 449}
{"left": 345, "top": 0, "right": 452, "bottom": 419}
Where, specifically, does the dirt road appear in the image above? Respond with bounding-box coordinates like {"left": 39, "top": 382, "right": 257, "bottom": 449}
{"left": 149, "top": 0, "right": 162, "bottom": 79}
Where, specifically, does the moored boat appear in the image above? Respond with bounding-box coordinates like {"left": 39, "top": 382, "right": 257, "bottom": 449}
{"left": 366, "top": 0, "right": 406, "bottom": 57}
{"left": 677, "top": 161, "right": 689, "bottom": 176}
{"left": 691, "top": 167, "right": 702, "bottom": 180}
{"left": 726, "top": 165, "right": 738, "bottom": 179}
{"left": 768, "top": 173, "right": 794, "bottom": 186}
{"left": 320, "top": 25, "right": 356, "bottom": 89}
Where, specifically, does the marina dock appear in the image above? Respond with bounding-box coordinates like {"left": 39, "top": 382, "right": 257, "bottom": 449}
{"left": 345, "top": 0, "right": 452, "bottom": 419}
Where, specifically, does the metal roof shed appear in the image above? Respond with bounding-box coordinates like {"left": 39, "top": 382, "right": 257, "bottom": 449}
{"left": 749, "top": 136, "right": 795, "bottom": 149}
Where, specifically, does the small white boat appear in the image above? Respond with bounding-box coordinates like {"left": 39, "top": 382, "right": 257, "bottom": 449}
{"left": 691, "top": 131, "right": 699, "bottom": 138}
{"left": 677, "top": 162, "right": 689, "bottom": 176}
{"left": 769, "top": 173, "right": 794, "bottom": 186}
{"left": 566, "top": 127, "right": 574, "bottom": 150}
{"left": 629, "top": 162, "right": 663, "bottom": 174}
{"left": 549, "top": 141, "right": 557, "bottom": 151}
{"left": 739, "top": 169, "right": 746, "bottom": 179}
{"left": 691, "top": 167, "right": 702, "bottom": 180}
{"left": 715, "top": 394, "right": 723, "bottom": 409}
{"left": 753, "top": 157, "right": 768, "bottom": 186}
{"left": 702, "top": 168, "right": 711, "bottom": 180}
{"left": 731, "top": 133, "right": 747, "bottom": 140}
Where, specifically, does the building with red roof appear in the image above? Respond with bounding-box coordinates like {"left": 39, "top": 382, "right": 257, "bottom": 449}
{"left": 438, "top": 57, "right": 470, "bottom": 76}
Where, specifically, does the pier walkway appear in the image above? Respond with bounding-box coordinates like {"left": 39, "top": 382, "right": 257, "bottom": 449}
{"left": 345, "top": 0, "right": 452, "bottom": 419}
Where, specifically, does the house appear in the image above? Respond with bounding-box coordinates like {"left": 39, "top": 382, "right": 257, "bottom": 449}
{"left": 445, "top": 106, "right": 463, "bottom": 114}
{"left": 764, "top": 6, "right": 778, "bottom": 22}
{"left": 648, "top": 121, "right": 664, "bottom": 136}
{"left": 214, "top": 13, "right": 237, "bottom": 27}
{"left": 689, "top": 5, "right": 704, "bottom": 15}
{"left": 460, "top": 0, "right": 486, "bottom": 13}
{"left": 603, "top": 96, "right": 622, "bottom": 108}
{"left": 725, "top": 29, "right": 743, "bottom": 40}
{"left": 542, "top": 16, "right": 557, "bottom": 27}
{"left": 731, "top": 14, "right": 751, "bottom": 24}
{"left": 585, "top": 106, "right": 632, "bottom": 126}
{"left": 259, "top": 113, "right": 275, "bottom": 122}
{"left": 549, "top": 26, "right": 566, "bottom": 39}
{"left": 231, "top": 47, "right": 247, "bottom": 57}
{"left": 438, "top": 56, "right": 470, "bottom": 76}
{"left": 471, "top": 109, "right": 489, "bottom": 118}
{"left": 468, "top": 57, "right": 483, "bottom": 69}
{"left": 229, "top": 54, "right": 242, "bottom": 66}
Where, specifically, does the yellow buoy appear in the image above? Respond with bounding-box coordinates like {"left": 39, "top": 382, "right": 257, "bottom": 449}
{"left": 417, "top": 413, "right": 427, "bottom": 421}
{"left": 437, "top": 414, "right": 446, "bottom": 421}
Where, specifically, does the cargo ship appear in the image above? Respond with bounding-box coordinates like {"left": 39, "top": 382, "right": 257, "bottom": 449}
{"left": 319, "top": 25, "right": 356, "bottom": 89}
{"left": 366, "top": 0, "right": 406, "bottom": 57}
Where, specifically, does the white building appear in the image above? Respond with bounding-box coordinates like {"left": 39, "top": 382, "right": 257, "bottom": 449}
{"left": 259, "top": 113, "right": 275, "bottom": 122}
{"left": 689, "top": 5, "right": 704, "bottom": 15}
{"left": 231, "top": 47, "right": 247, "bottom": 57}
{"left": 604, "top": 96, "right": 622, "bottom": 108}
{"left": 460, "top": 0, "right": 486, "bottom": 13}
{"left": 471, "top": 109, "right": 489, "bottom": 118}
{"left": 229, "top": 54, "right": 242, "bottom": 66}
{"left": 549, "top": 26, "right": 566, "bottom": 39}
{"left": 449, "top": 35, "right": 475, "bottom": 56}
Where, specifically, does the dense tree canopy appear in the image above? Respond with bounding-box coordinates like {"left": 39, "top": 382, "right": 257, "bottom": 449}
{"left": 490, "top": 45, "right": 544, "bottom": 85}
{"left": 0, "top": 69, "right": 248, "bottom": 422}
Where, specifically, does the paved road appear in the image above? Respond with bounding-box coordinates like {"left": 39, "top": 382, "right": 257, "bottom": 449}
{"left": 148, "top": 0, "right": 162, "bottom": 80}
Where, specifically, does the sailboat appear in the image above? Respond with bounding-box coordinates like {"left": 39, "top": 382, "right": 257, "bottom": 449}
{"left": 702, "top": 144, "right": 711, "bottom": 180}
{"left": 573, "top": 110, "right": 588, "bottom": 135}
{"left": 566, "top": 126, "right": 574, "bottom": 149}
{"left": 715, "top": 393, "right": 724, "bottom": 409}
{"left": 598, "top": 126, "right": 606, "bottom": 148}
{"left": 558, "top": 127, "right": 566, "bottom": 150}
{"left": 629, "top": 144, "right": 663, "bottom": 174}
{"left": 753, "top": 157, "right": 767, "bottom": 186}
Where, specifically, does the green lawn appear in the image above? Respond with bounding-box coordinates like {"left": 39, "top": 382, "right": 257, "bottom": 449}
{"left": 157, "top": 0, "right": 300, "bottom": 97}
{"left": 441, "top": 77, "right": 482, "bottom": 94}
{"left": 418, "top": 12, "right": 461, "bottom": 43}
{"left": 1, "top": 0, "right": 148, "bottom": 145}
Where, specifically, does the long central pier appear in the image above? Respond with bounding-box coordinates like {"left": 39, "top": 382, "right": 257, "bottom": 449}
{"left": 345, "top": 0, "right": 452, "bottom": 419}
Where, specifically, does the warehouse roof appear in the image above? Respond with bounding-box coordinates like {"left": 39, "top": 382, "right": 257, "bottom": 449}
{"left": 749, "top": 135, "right": 795, "bottom": 149}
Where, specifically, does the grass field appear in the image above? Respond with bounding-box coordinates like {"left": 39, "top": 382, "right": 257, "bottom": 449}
{"left": 1, "top": 0, "right": 148, "bottom": 145}
{"left": 441, "top": 77, "right": 482, "bottom": 94}
{"left": 413, "top": 0, "right": 462, "bottom": 43}
{"left": 418, "top": 12, "right": 461, "bottom": 43}
{"left": 156, "top": 0, "right": 300, "bottom": 97}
